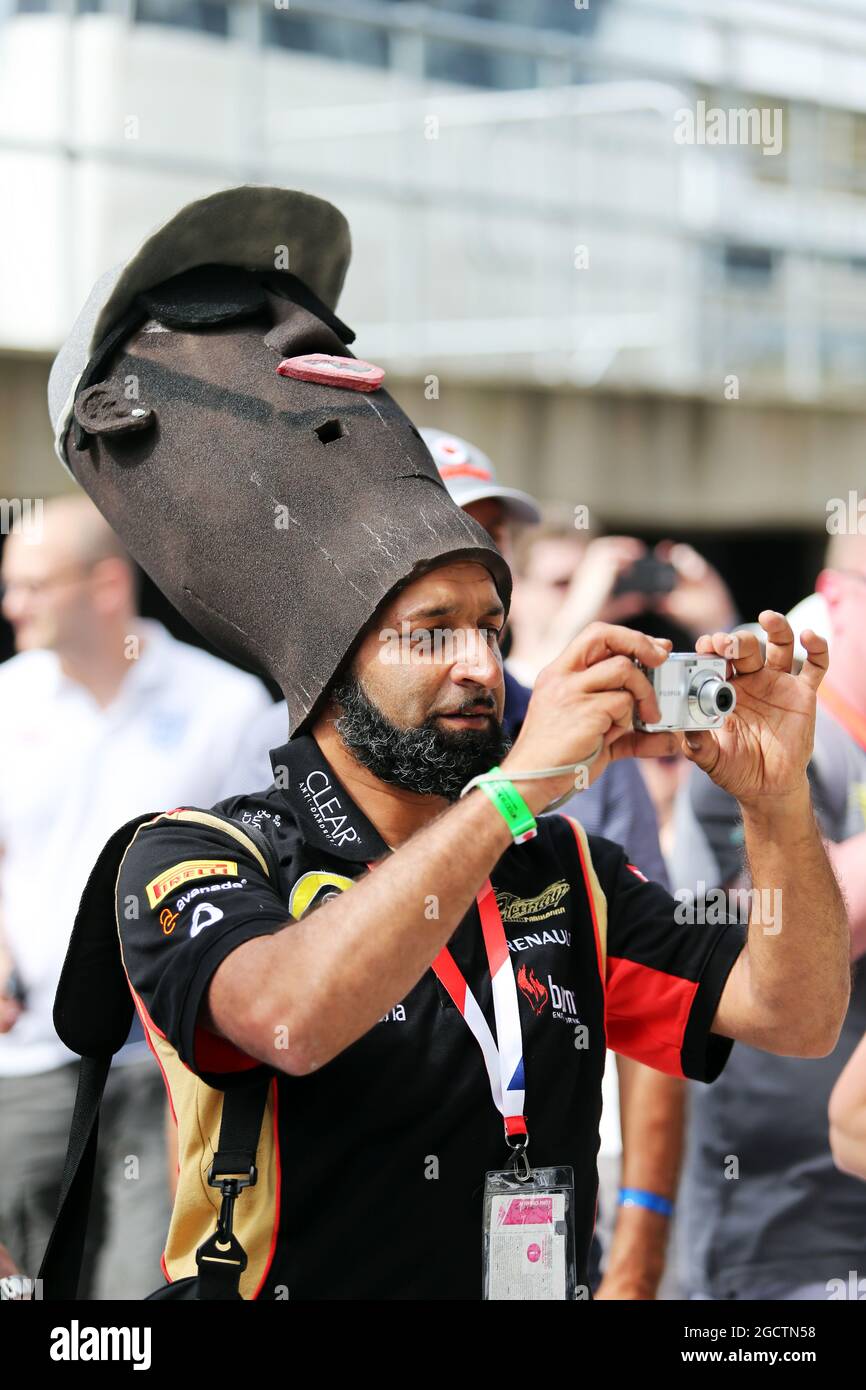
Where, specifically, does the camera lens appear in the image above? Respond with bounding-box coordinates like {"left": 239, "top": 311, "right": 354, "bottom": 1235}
{"left": 693, "top": 675, "right": 737, "bottom": 721}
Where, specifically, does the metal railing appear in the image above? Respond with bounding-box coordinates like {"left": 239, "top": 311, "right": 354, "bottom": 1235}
{"left": 1, "top": 0, "right": 866, "bottom": 402}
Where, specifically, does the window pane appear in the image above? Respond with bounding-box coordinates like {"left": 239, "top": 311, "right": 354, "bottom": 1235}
{"left": 264, "top": 12, "right": 388, "bottom": 68}
{"left": 134, "top": 1, "right": 228, "bottom": 37}
{"left": 424, "top": 37, "right": 536, "bottom": 89}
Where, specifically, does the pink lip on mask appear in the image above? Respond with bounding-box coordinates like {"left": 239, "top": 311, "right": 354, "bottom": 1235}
{"left": 276, "top": 354, "right": 385, "bottom": 391}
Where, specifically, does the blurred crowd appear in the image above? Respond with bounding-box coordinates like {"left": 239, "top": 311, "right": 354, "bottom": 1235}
{"left": 1, "top": 429, "right": 865, "bottom": 1300}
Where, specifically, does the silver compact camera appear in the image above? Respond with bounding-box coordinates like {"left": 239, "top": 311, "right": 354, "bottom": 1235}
{"left": 634, "top": 653, "right": 737, "bottom": 732}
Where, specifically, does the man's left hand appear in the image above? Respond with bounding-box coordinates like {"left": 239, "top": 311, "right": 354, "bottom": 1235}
{"left": 680, "top": 611, "right": 829, "bottom": 804}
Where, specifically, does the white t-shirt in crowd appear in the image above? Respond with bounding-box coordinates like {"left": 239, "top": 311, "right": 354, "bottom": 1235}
{"left": 216, "top": 695, "right": 290, "bottom": 798}
{"left": 0, "top": 619, "right": 272, "bottom": 1077}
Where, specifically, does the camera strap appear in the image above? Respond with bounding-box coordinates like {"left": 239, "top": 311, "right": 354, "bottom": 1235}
{"left": 196, "top": 1076, "right": 273, "bottom": 1299}
{"left": 39, "top": 1053, "right": 271, "bottom": 1300}
{"left": 38, "top": 808, "right": 279, "bottom": 1301}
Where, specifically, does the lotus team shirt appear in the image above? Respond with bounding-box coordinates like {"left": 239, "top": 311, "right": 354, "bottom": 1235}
{"left": 115, "top": 733, "right": 746, "bottom": 1299}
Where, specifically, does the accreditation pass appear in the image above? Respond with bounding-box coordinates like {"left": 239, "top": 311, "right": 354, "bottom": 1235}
{"left": 486, "top": 1191, "right": 567, "bottom": 1300}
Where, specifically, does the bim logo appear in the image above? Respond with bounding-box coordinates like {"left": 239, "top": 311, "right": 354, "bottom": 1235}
{"left": 517, "top": 968, "right": 579, "bottom": 1022}
{"left": 549, "top": 977, "right": 578, "bottom": 1018}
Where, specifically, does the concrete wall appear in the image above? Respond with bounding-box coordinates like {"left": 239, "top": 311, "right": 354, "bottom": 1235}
{"left": 393, "top": 377, "right": 866, "bottom": 530}
{"left": 4, "top": 354, "right": 862, "bottom": 533}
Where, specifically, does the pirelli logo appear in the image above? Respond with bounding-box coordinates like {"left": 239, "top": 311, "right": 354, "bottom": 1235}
{"left": 145, "top": 859, "right": 238, "bottom": 909}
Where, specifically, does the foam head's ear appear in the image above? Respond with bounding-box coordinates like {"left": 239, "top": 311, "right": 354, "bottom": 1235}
{"left": 72, "top": 382, "right": 155, "bottom": 442}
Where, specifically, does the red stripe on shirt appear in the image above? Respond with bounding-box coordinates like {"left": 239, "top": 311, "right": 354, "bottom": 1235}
{"left": 605, "top": 955, "right": 697, "bottom": 1077}
{"left": 193, "top": 1025, "right": 262, "bottom": 1075}
{"left": 121, "top": 955, "right": 258, "bottom": 1076}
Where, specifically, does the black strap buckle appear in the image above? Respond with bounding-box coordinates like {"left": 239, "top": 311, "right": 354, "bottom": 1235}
{"left": 206, "top": 1165, "right": 258, "bottom": 1244}
{"left": 206, "top": 1162, "right": 258, "bottom": 1192}
{"left": 195, "top": 1226, "right": 249, "bottom": 1300}
{"left": 194, "top": 1166, "right": 258, "bottom": 1298}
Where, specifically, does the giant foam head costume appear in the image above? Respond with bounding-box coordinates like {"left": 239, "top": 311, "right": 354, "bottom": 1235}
{"left": 48, "top": 186, "right": 512, "bottom": 738}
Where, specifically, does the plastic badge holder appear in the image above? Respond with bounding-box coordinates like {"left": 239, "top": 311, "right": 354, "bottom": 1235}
{"left": 482, "top": 1165, "right": 580, "bottom": 1300}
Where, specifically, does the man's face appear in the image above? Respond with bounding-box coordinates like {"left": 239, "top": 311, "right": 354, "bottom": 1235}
{"left": 818, "top": 566, "right": 866, "bottom": 710}
{"left": 330, "top": 560, "right": 510, "bottom": 800}
{"left": 0, "top": 530, "right": 92, "bottom": 654}
{"left": 509, "top": 534, "right": 585, "bottom": 641}
{"left": 464, "top": 498, "right": 512, "bottom": 567}
{"left": 526, "top": 535, "right": 584, "bottom": 597}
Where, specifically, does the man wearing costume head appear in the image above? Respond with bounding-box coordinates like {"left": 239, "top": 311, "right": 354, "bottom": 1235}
{"left": 45, "top": 187, "right": 849, "bottom": 1301}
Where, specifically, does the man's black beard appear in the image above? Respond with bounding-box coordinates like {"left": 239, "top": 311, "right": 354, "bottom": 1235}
{"left": 330, "top": 674, "right": 511, "bottom": 802}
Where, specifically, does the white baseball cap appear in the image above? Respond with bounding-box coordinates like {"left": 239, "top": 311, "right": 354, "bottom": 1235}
{"left": 787, "top": 591, "right": 831, "bottom": 663}
{"left": 419, "top": 428, "right": 541, "bottom": 525}
{"left": 735, "top": 593, "right": 831, "bottom": 670}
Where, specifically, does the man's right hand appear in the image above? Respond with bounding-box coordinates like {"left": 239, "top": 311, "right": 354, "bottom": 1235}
{"left": 501, "top": 622, "right": 681, "bottom": 816}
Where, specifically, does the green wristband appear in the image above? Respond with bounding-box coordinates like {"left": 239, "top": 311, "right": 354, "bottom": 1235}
{"left": 475, "top": 767, "right": 538, "bottom": 844}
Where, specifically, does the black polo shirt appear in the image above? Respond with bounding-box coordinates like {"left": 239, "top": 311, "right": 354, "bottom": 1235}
{"left": 115, "top": 733, "right": 745, "bottom": 1300}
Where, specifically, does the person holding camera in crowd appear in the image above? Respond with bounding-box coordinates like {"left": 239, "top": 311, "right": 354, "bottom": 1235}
{"left": 41, "top": 186, "right": 850, "bottom": 1300}
{"left": 222, "top": 428, "right": 687, "bottom": 1299}
{"left": 673, "top": 529, "right": 866, "bottom": 1300}
{"left": 123, "top": 589, "right": 847, "bottom": 1298}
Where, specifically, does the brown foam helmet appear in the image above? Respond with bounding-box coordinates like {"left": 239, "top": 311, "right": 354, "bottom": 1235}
{"left": 48, "top": 187, "right": 511, "bottom": 737}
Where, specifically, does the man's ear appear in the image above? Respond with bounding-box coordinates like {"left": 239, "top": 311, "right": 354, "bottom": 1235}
{"left": 72, "top": 382, "right": 156, "bottom": 441}
{"left": 815, "top": 568, "right": 843, "bottom": 609}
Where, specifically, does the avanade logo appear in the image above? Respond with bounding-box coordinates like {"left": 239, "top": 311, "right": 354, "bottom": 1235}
{"left": 50, "top": 1320, "right": 151, "bottom": 1370}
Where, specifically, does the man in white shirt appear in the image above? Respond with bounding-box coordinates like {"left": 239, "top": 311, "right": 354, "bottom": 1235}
{"left": 0, "top": 495, "right": 271, "bottom": 1297}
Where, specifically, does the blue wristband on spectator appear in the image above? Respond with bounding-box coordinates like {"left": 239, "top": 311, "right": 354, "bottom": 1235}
{"left": 618, "top": 1186, "right": 674, "bottom": 1217}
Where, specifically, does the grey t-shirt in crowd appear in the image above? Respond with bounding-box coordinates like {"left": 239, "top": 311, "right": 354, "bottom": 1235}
{"left": 670, "top": 696, "right": 866, "bottom": 1297}
{"left": 556, "top": 751, "right": 668, "bottom": 889}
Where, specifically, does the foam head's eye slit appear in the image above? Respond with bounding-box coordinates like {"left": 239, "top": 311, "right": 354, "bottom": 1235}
{"left": 315, "top": 419, "right": 345, "bottom": 444}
